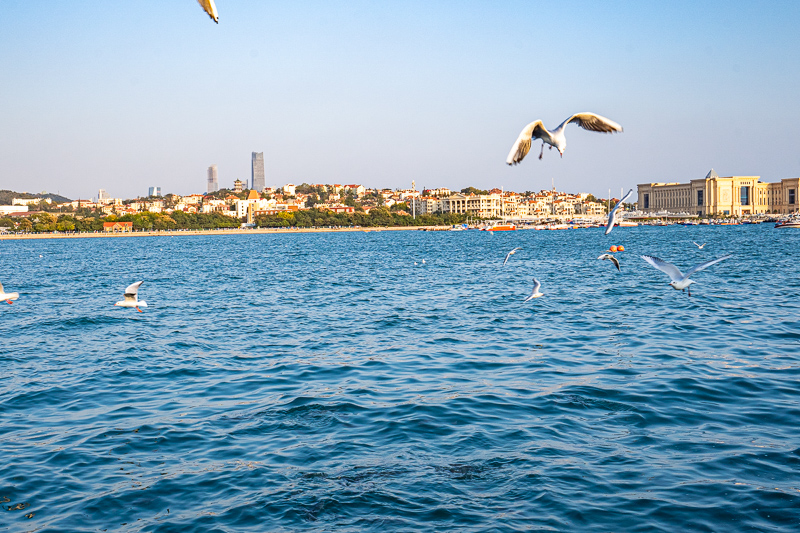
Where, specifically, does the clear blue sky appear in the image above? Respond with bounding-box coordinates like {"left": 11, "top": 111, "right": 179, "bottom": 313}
{"left": 2, "top": 0, "right": 799, "bottom": 199}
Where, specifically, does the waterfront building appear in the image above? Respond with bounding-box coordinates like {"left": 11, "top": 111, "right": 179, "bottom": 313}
{"left": 440, "top": 193, "right": 503, "bottom": 218}
{"left": 148, "top": 186, "right": 162, "bottom": 197}
{"left": 638, "top": 169, "right": 799, "bottom": 216}
{"left": 207, "top": 165, "right": 218, "bottom": 193}
{"left": 102, "top": 221, "right": 133, "bottom": 233}
{"left": 251, "top": 152, "right": 265, "bottom": 192}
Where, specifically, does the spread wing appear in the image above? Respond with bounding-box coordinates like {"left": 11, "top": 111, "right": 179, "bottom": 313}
{"left": 506, "top": 121, "right": 549, "bottom": 165}
{"left": 532, "top": 278, "right": 541, "bottom": 293}
{"left": 123, "top": 281, "right": 143, "bottom": 302}
{"left": 641, "top": 255, "right": 683, "bottom": 282}
{"left": 604, "top": 189, "right": 634, "bottom": 235}
{"left": 0, "top": 282, "right": 4, "bottom": 293}
{"left": 565, "top": 112, "right": 623, "bottom": 133}
{"left": 197, "top": 0, "right": 219, "bottom": 23}
{"left": 684, "top": 254, "right": 732, "bottom": 279}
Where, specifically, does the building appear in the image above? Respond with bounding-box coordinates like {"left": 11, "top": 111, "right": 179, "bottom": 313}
{"left": 0, "top": 205, "right": 29, "bottom": 215}
{"left": 638, "top": 169, "right": 799, "bottom": 216}
{"left": 98, "top": 189, "right": 108, "bottom": 202}
{"left": 207, "top": 165, "right": 218, "bottom": 194}
{"left": 233, "top": 179, "right": 244, "bottom": 193}
{"left": 251, "top": 152, "right": 265, "bottom": 192}
{"left": 103, "top": 221, "right": 133, "bottom": 233}
{"left": 148, "top": 186, "right": 161, "bottom": 197}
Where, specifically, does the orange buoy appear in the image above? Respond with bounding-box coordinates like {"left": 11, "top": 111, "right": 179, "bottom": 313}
{"left": 617, "top": 245, "right": 625, "bottom": 252}
{"left": 609, "top": 245, "right": 618, "bottom": 252}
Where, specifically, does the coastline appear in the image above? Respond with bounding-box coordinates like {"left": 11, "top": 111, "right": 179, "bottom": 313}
{"left": 0, "top": 225, "right": 449, "bottom": 240}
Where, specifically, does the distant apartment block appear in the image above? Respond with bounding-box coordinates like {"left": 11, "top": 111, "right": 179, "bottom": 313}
{"left": 251, "top": 152, "right": 265, "bottom": 192}
{"left": 148, "top": 186, "right": 162, "bottom": 197}
{"left": 98, "top": 189, "right": 108, "bottom": 201}
{"left": 208, "top": 165, "right": 218, "bottom": 193}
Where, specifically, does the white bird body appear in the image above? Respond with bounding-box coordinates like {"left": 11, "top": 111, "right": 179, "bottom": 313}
{"left": 0, "top": 282, "right": 19, "bottom": 304}
{"left": 641, "top": 254, "right": 732, "bottom": 294}
{"left": 605, "top": 189, "right": 634, "bottom": 235}
{"left": 197, "top": 0, "right": 219, "bottom": 23}
{"left": 693, "top": 242, "right": 706, "bottom": 249}
{"left": 598, "top": 253, "right": 620, "bottom": 271}
{"left": 115, "top": 281, "right": 147, "bottom": 312}
{"left": 503, "top": 247, "right": 522, "bottom": 266}
{"left": 506, "top": 112, "right": 623, "bottom": 165}
{"left": 523, "top": 278, "right": 543, "bottom": 302}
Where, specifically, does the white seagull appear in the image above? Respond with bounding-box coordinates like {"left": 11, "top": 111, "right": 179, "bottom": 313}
{"left": 197, "top": 0, "right": 219, "bottom": 23}
{"left": 598, "top": 253, "right": 620, "bottom": 271}
{"left": 641, "top": 254, "right": 732, "bottom": 296}
{"left": 693, "top": 242, "right": 707, "bottom": 249}
{"left": 605, "top": 189, "right": 634, "bottom": 235}
{"left": 115, "top": 281, "right": 148, "bottom": 312}
{"left": 506, "top": 112, "right": 623, "bottom": 165}
{"left": 0, "top": 282, "right": 20, "bottom": 304}
{"left": 503, "top": 247, "right": 522, "bottom": 266}
{"left": 523, "top": 278, "right": 543, "bottom": 302}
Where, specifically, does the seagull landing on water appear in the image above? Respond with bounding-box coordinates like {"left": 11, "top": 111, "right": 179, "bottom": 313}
{"left": 605, "top": 189, "right": 634, "bottom": 235}
{"left": 598, "top": 253, "right": 620, "bottom": 271}
{"left": 506, "top": 112, "right": 623, "bottom": 165}
{"left": 197, "top": 0, "right": 219, "bottom": 23}
{"left": 0, "top": 282, "right": 19, "bottom": 304}
{"left": 115, "top": 281, "right": 148, "bottom": 312}
{"left": 641, "top": 254, "right": 732, "bottom": 296}
{"left": 503, "top": 247, "right": 522, "bottom": 266}
{"left": 523, "top": 279, "right": 543, "bottom": 302}
{"left": 693, "top": 242, "right": 707, "bottom": 249}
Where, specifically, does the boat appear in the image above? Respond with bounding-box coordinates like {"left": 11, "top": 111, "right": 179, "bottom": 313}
{"left": 483, "top": 223, "right": 516, "bottom": 231}
{"left": 775, "top": 221, "right": 800, "bottom": 228}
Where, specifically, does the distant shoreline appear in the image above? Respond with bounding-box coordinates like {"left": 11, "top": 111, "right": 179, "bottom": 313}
{"left": 0, "top": 226, "right": 450, "bottom": 240}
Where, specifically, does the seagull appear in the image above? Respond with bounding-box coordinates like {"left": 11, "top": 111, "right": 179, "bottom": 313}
{"left": 506, "top": 112, "right": 623, "bottom": 165}
{"left": 0, "top": 282, "right": 19, "bottom": 304}
{"left": 523, "top": 278, "right": 543, "bottom": 302}
{"left": 197, "top": 0, "right": 219, "bottom": 23}
{"left": 115, "top": 281, "right": 148, "bottom": 312}
{"left": 693, "top": 242, "right": 706, "bottom": 249}
{"left": 605, "top": 189, "right": 634, "bottom": 235}
{"left": 598, "top": 253, "right": 620, "bottom": 271}
{"left": 503, "top": 247, "right": 522, "bottom": 266}
{"left": 641, "top": 254, "right": 732, "bottom": 296}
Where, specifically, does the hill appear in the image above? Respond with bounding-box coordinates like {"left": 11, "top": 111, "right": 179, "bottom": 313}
{"left": 0, "top": 190, "right": 72, "bottom": 204}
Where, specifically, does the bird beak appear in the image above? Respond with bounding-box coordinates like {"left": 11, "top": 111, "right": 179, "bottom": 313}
{"left": 559, "top": 152, "right": 563, "bottom": 158}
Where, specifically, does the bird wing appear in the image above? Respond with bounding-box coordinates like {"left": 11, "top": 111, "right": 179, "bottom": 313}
{"left": 609, "top": 255, "right": 620, "bottom": 271}
{"left": 532, "top": 278, "right": 541, "bottom": 293}
{"left": 0, "top": 282, "right": 4, "bottom": 293}
{"left": 564, "top": 112, "right": 623, "bottom": 133}
{"left": 503, "top": 251, "right": 512, "bottom": 266}
{"left": 604, "top": 188, "right": 634, "bottom": 235}
{"left": 693, "top": 242, "right": 700, "bottom": 247}
{"left": 123, "top": 281, "right": 143, "bottom": 302}
{"left": 197, "top": 0, "right": 219, "bottom": 23}
{"left": 683, "top": 254, "right": 732, "bottom": 279}
{"left": 506, "top": 121, "right": 548, "bottom": 165}
{"left": 641, "top": 255, "right": 683, "bottom": 282}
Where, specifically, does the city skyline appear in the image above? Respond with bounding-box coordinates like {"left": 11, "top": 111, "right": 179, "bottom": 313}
{"left": 2, "top": 2, "right": 799, "bottom": 199}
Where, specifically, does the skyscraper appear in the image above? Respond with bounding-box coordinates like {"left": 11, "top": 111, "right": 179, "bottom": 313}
{"left": 251, "top": 152, "right": 265, "bottom": 192}
{"left": 98, "top": 189, "right": 108, "bottom": 201}
{"left": 207, "top": 165, "right": 218, "bottom": 193}
{"left": 148, "top": 186, "right": 162, "bottom": 197}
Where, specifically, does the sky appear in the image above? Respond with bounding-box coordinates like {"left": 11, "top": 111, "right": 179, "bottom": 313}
{"left": 2, "top": 0, "right": 799, "bottom": 200}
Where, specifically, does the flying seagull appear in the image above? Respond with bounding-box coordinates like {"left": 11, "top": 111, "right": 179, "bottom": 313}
{"left": 503, "top": 247, "right": 522, "bottom": 266}
{"left": 641, "top": 254, "right": 732, "bottom": 296}
{"left": 693, "top": 242, "right": 706, "bottom": 249}
{"left": 605, "top": 189, "right": 634, "bottom": 235}
{"left": 197, "top": 0, "right": 219, "bottom": 23}
{"left": 115, "top": 281, "right": 148, "bottom": 312}
{"left": 598, "top": 253, "right": 620, "bottom": 271}
{"left": 0, "top": 282, "right": 19, "bottom": 304}
{"left": 506, "top": 112, "right": 623, "bottom": 165}
{"left": 523, "top": 278, "right": 543, "bottom": 302}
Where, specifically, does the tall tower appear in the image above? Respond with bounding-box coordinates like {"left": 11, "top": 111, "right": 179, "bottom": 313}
{"left": 207, "top": 165, "right": 218, "bottom": 193}
{"left": 251, "top": 152, "right": 265, "bottom": 192}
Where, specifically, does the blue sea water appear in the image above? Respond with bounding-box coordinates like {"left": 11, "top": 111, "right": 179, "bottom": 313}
{"left": 1, "top": 225, "right": 799, "bottom": 532}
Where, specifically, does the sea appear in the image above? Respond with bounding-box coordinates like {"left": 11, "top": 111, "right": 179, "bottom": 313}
{"left": 1, "top": 225, "right": 799, "bottom": 532}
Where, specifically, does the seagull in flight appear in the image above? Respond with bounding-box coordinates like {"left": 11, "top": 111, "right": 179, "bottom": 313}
{"left": 197, "top": 0, "right": 219, "bottom": 23}
{"left": 693, "top": 242, "right": 707, "bottom": 249}
{"left": 598, "top": 253, "right": 620, "bottom": 271}
{"left": 0, "top": 282, "right": 19, "bottom": 304}
{"left": 605, "top": 189, "right": 634, "bottom": 235}
{"left": 641, "top": 254, "right": 732, "bottom": 296}
{"left": 503, "top": 247, "right": 522, "bottom": 266}
{"left": 115, "top": 281, "right": 148, "bottom": 312}
{"left": 506, "top": 112, "right": 623, "bottom": 165}
{"left": 523, "top": 278, "right": 543, "bottom": 302}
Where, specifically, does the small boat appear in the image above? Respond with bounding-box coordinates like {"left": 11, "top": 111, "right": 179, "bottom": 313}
{"left": 775, "top": 221, "right": 800, "bottom": 228}
{"left": 483, "top": 223, "right": 516, "bottom": 231}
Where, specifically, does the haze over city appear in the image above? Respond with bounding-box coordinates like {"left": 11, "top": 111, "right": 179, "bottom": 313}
{"left": 2, "top": 1, "right": 799, "bottom": 200}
